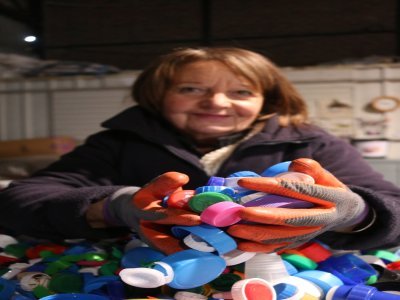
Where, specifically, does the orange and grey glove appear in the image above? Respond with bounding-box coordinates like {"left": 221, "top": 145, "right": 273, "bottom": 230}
{"left": 105, "top": 172, "right": 201, "bottom": 254}
{"left": 227, "top": 158, "right": 369, "bottom": 252}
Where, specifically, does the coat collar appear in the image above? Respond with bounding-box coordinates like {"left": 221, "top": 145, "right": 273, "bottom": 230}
{"left": 101, "top": 105, "right": 321, "bottom": 145}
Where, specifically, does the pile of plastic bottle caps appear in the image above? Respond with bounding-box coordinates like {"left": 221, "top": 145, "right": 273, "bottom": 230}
{"left": 1, "top": 161, "right": 400, "bottom": 300}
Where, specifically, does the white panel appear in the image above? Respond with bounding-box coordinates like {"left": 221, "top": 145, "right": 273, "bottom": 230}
{"left": 4, "top": 94, "right": 24, "bottom": 140}
{"left": 52, "top": 89, "right": 133, "bottom": 141}
{"left": 0, "top": 94, "right": 7, "bottom": 139}
{"left": 27, "top": 92, "right": 50, "bottom": 138}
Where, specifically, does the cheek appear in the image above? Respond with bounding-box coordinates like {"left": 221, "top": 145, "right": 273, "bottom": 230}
{"left": 235, "top": 103, "right": 263, "bottom": 118}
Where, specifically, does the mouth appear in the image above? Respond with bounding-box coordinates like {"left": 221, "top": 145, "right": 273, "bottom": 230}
{"left": 192, "top": 113, "right": 231, "bottom": 119}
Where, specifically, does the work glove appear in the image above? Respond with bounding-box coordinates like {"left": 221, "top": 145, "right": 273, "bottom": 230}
{"left": 227, "top": 158, "right": 369, "bottom": 252}
{"left": 104, "top": 172, "right": 201, "bottom": 254}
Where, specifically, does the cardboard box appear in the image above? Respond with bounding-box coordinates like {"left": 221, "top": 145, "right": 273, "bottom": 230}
{"left": 0, "top": 137, "right": 76, "bottom": 158}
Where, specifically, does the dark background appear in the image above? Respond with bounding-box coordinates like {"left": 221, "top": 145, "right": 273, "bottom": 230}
{"left": 1, "top": 0, "right": 399, "bottom": 69}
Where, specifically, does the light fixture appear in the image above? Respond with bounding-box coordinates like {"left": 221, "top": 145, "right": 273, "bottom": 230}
{"left": 24, "top": 35, "right": 37, "bottom": 43}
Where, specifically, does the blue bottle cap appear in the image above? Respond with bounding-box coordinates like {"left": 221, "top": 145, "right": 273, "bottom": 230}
{"left": 171, "top": 224, "right": 237, "bottom": 255}
{"left": 162, "top": 195, "right": 169, "bottom": 207}
{"left": 40, "top": 294, "right": 108, "bottom": 300}
{"left": 295, "top": 270, "right": 343, "bottom": 295}
{"left": 273, "top": 282, "right": 298, "bottom": 299}
{"left": 326, "top": 285, "right": 352, "bottom": 300}
{"left": 155, "top": 249, "right": 226, "bottom": 289}
{"left": 0, "top": 278, "right": 16, "bottom": 299}
{"left": 348, "top": 284, "right": 400, "bottom": 300}
{"left": 220, "top": 187, "right": 236, "bottom": 198}
{"left": 227, "top": 171, "right": 260, "bottom": 177}
{"left": 318, "top": 253, "right": 378, "bottom": 285}
{"left": 261, "top": 161, "right": 291, "bottom": 177}
{"left": 121, "top": 246, "right": 166, "bottom": 268}
{"left": 195, "top": 186, "right": 228, "bottom": 194}
{"left": 283, "top": 260, "right": 298, "bottom": 275}
{"left": 83, "top": 275, "right": 119, "bottom": 293}
{"left": 207, "top": 176, "right": 225, "bottom": 186}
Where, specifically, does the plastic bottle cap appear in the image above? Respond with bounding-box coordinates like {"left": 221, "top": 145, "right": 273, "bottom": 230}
{"left": 274, "top": 276, "right": 323, "bottom": 299}
{"left": 260, "top": 161, "right": 291, "bottom": 177}
{"left": 200, "top": 201, "right": 243, "bottom": 227}
{"left": 189, "top": 192, "right": 234, "bottom": 213}
{"left": 295, "top": 241, "right": 332, "bottom": 263}
{"left": 0, "top": 277, "right": 16, "bottom": 299}
{"left": 367, "top": 250, "right": 399, "bottom": 262}
{"left": 282, "top": 260, "right": 298, "bottom": 275}
{"left": 294, "top": 270, "right": 344, "bottom": 295}
{"left": 326, "top": 284, "right": 388, "bottom": 300}
{"left": 78, "top": 266, "right": 100, "bottom": 276}
{"left": 48, "top": 272, "right": 83, "bottom": 293}
{"left": 0, "top": 234, "right": 18, "bottom": 248}
{"left": 273, "top": 283, "right": 305, "bottom": 300}
{"left": 39, "top": 294, "right": 108, "bottom": 300}
{"left": 121, "top": 246, "right": 166, "bottom": 268}
{"left": 183, "top": 234, "right": 215, "bottom": 252}
{"left": 221, "top": 249, "right": 256, "bottom": 266}
{"left": 245, "top": 253, "right": 289, "bottom": 283}
{"left": 119, "top": 267, "right": 168, "bottom": 288}
{"left": 19, "top": 272, "right": 51, "bottom": 291}
{"left": 83, "top": 275, "right": 119, "bottom": 293}
{"left": 167, "top": 190, "right": 195, "bottom": 209}
{"left": 281, "top": 253, "right": 318, "bottom": 270}
{"left": 209, "top": 273, "right": 242, "bottom": 291}
{"left": 318, "top": 253, "right": 378, "bottom": 285}
{"left": 156, "top": 249, "right": 226, "bottom": 289}
{"left": 195, "top": 186, "right": 228, "bottom": 194}
{"left": 153, "top": 261, "right": 174, "bottom": 284}
{"left": 239, "top": 192, "right": 268, "bottom": 204}
{"left": 231, "top": 278, "right": 277, "bottom": 300}
{"left": 174, "top": 291, "right": 208, "bottom": 299}
{"left": 207, "top": 176, "right": 225, "bottom": 186}
{"left": 227, "top": 171, "right": 261, "bottom": 177}
{"left": 356, "top": 254, "right": 386, "bottom": 267}
{"left": 242, "top": 194, "right": 314, "bottom": 208}
{"left": 172, "top": 224, "right": 237, "bottom": 255}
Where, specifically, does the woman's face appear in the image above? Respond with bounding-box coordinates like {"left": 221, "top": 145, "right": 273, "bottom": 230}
{"left": 162, "top": 61, "right": 264, "bottom": 142}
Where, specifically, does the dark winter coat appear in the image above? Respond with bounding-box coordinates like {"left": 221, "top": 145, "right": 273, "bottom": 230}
{"left": 1, "top": 106, "right": 399, "bottom": 250}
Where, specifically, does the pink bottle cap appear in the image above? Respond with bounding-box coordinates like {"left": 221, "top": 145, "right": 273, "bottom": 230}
{"left": 200, "top": 201, "right": 243, "bottom": 227}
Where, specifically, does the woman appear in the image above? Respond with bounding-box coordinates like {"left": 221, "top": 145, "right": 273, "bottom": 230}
{"left": 0, "top": 47, "right": 399, "bottom": 254}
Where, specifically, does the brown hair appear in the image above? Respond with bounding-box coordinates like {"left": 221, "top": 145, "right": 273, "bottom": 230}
{"left": 132, "top": 47, "right": 308, "bottom": 126}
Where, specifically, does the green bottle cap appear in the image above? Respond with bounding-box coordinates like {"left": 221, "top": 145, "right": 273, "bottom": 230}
{"left": 48, "top": 273, "right": 83, "bottom": 293}
{"left": 188, "top": 192, "right": 233, "bottom": 213}
{"left": 209, "top": 273, "right": 242, "bottom": 291}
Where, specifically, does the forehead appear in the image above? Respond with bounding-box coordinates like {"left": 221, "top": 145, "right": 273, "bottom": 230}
{"left": 172, "top": 60, "right": 248, "bottom": 83}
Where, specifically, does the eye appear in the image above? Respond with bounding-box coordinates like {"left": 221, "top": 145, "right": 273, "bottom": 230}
{"left": 177, "top": 86, "right": 207, "bottom": 95}
{"left": 230, "top": 90, "right": 255, "bottom": 98}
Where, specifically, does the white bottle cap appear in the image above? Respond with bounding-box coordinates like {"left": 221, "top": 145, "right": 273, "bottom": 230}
{"left": 183, "top": 234, "right": 215, "bottom": 252}
{"left": 119, "top": 266, "right": 171, "bottom": 288}
{"left": 19, "top": 272, "right": 51, "bottom": 291}
{"left": 221, "top": 249, "right": 256, "bottom": 266}
{"left": 0, "top": 234, "right": 18, "bottom": 248}
{"left": 174, "top": 291, "right": 208, "bottom": 299}
{"left": 245, "top": 253, "right": 289, "bottom": 283}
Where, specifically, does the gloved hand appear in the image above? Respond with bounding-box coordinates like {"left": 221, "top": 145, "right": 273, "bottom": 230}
{"left": 227, "top": 158, "right": 369, "bottom": 252}
{"left": 105, "top": 172, "right": 201, "bottom": 254}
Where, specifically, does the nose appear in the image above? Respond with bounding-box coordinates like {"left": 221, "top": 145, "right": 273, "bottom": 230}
{"left": 201, "top": 92, "right": 230, "bottom": 108}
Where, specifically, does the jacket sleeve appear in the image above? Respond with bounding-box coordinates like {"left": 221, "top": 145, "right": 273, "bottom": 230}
{"left": 311, "top": 133, "right": 400, "bottom": 250}
{"left": 0, "top": 130, "right": 131, "bottom": 240}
